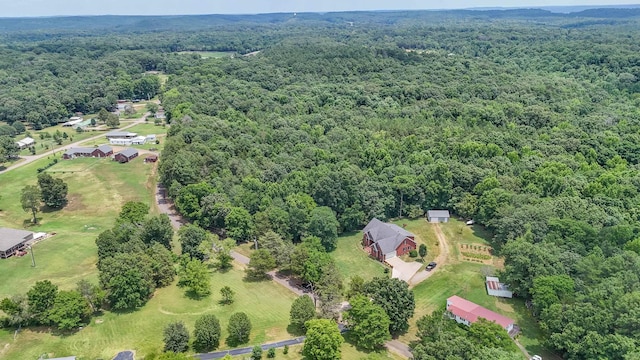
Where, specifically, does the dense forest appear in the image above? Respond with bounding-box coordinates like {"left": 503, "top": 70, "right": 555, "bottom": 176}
{"left": 2, "top": 8, "right": 640, "bottom": 359}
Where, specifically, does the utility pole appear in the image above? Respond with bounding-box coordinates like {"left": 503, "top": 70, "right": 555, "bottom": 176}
{"left": 29, "top": 246, "right": 36, "bottom": 267}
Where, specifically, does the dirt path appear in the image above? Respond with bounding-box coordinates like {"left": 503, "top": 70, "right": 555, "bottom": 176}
{"left": 409, "top": 222, "right": 451, "bottom": 287}
{"left": 0, "top": 112, "right": 150, "bottom": 174}
{"left": 515, "top": 339, "right": 532, "bottom": 359}
{"left": 385, "top": 339, "right": 413, "bottom": 359}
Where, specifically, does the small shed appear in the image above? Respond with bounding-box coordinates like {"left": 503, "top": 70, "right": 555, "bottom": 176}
{"left": 15, "top": 137, "right": 35, "bottom": 150}
{"left": 427, "top": 210, "right": 450, "bottom": 223}
{"left": 486, "top": 276, "right": 513, "bottom": 298}
{"left": 114, "top": 148, "right": 139, "bottom": 163}
{"left": 145, "top": 154, "right": 158, "bottom": 163}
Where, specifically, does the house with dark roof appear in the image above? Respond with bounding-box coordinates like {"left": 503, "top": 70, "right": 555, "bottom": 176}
{"left": 427, "top": 210, "right": 450, "bottom": 223}
{"left": 114, "top": 148, "right": 139, "bottom": 163}
{"left": 63, "top": 145, "right": 113, "bottom": 159}
{"left": 362, "top": 218, "right": 416, "bottom": 262}
{"left": 446, "top": 295, "right": 515, "bottom": 333}
{"left": 0, "top": 228, "right": 33, "bottom": 259}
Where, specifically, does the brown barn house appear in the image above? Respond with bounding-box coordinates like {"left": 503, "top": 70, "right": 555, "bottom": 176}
{"left": 114, "top": 148, "right": 139, "bottom": 163}
{"left": 362, "top": 218, "right": 416, "bottom": 262}
{"left": 63, "top": 145, "right": 113, "bottom": 159}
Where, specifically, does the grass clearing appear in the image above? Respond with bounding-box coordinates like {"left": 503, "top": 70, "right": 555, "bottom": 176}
{"left": 0, "top": 156, "right": 156, "bottom": 298}
{"left": 333, "top": 231, "right": 387, "bottom": 281}
{"left": 17, "top": 128, "right": 103, "bottom": 156}
{"left": 389, "top": 218, "right": 439, "bottom": 265}
{"left": 2, "top": 267, "right": 297, "bottom": 360}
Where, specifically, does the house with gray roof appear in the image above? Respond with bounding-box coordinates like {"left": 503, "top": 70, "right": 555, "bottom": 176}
{"left": 427, "top": 210, "right": 450, "bottom": 223}
{"left": 362, "top": 218, "right": 416, "bottom": 262}
{"left": 114, "top": 148, "right": 139, "bottom": 163}
{"left": 63, "top": 145, "right": 113, "bottom": 159}
{"left": 0, "top": 228, "right": 33, "bottom": 259}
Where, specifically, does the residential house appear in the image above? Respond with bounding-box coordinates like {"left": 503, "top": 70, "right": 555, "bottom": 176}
{"left": 114, "top": 148, "right": 139, "bottom": 163}
{"left": 486, "top": 276, "right": 513, "bottom": 298}
{"left": 0, "top": 228, "right": 33, "bottom": 259}
{"left": 446, "top": 295, "right": 515, "bottom": 333}
{"left": 63, "top": 145, "right": 113, "bottom": 159}
{"left": 427, "top": 210, "right": 450, "bottom": 223}
{"left": 362, "top": 218, "right": 416, "bottom": 262}
{"left": 15, "top": 137, "right": 35, "bottom": 150}
{"left": 131, "top": 136, "right": 147, "bottom": 145}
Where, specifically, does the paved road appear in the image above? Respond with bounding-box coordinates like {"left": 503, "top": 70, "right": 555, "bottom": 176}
{"left": 409, "top": 222, "right": 450, "bottom": 287}
{"left": 0, "top": 112, "right": 150, "bottom": 174}
{"left": 196, "top": 336, "right": 306, "bottom": 360}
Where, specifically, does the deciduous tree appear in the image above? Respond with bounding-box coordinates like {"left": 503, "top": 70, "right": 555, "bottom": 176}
{"left": 193, "top": 314, "right": 221, "bottom": 352}
{"left": 290, "top": 295, "right": 316, "bottom": 330}
{"left": 164, "top": 321, "right": 190, "bottom": 353}
{"left": 364, "top": 277, "right": 415, "bottom": 335}
{"left": 227, "top": 312, "right": 252, "bottom": 346}
{"left": 178, "top": 259, "right": 211, "bottom": 298}
{"left": 27, "top": 280, "right": 58, "bottom": 324}
{"left": 302, "top": 319, "right": 343, "bottom": 360}
{"left": 49, "top": 290, "right": 91, "bottom": 331}
{"left": 247, "top": 249, "right": 276, "bottom": 280}
{"left": 344, "top": 295, "right": 391, "bottom": 350}
{"left": 21, "top": 185, "right": 41, "bottom": 224}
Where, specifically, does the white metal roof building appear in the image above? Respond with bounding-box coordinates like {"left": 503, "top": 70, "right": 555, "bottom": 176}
{"left": 486, "top": 276, "right": 513, "bottom": 298}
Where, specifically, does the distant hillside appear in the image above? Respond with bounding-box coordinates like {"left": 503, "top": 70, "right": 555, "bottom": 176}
{"left": 0, "top": 7, "right": 639, "bottom": 33}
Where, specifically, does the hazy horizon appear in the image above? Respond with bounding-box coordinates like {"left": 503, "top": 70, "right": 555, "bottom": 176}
{"left": 2, "top": 0, "right": 639, "bottom": 18}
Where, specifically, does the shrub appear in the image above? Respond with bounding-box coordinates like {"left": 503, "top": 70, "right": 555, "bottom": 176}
{"left": 409, "top": 250, "right": 418, "bottom": 257}
{"left": 283, "top": 345, "right": 289, "bottom": 354}
{"left": 267, "top": 348, "right": 276, "bottom": 358}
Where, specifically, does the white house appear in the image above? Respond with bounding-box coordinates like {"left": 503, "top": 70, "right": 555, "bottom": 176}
{"left": 15, "top": 137, "right": 35, "bottom": 150}
{"left": 486, "top": 276, "right": 513, "bottom": 298}
{"left": 427, "top": 210, "right": 450, "bottom": 223}
{"left": 131, "top": 136, "right": 147, "bottom": 145}
{"left": 109, "top": 138, "right": 133, "bottom": 146}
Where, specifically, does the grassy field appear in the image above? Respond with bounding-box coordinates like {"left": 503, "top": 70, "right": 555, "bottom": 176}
{"left": 333, "top": 231, "right": 387, "bottom": 281}
{"left": 17, "top": 127, "right": 104, "bottom": 156}
{"left": 0, "top": 156, "right": 156, "bottom": 298}
{"left": 1, "top": 266, "right": 298, "bottom": 360}
{"left": 389, "top": 218, "right": 440, "bottom": 266}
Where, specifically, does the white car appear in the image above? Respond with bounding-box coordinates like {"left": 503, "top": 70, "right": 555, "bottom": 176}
{"left": 466, "top": 219, "right": 474, "bottom": 225}
{"left": 530, "top": 356, "right": 542, "bottom": 360}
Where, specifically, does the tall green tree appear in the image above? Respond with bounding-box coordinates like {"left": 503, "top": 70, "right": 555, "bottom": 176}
{"left": 302, "top": 319, "right": 343, "bottom": 360}
{"left": 140, "top": 214, "right": 174, "bottom": 250}
{"left": 178, "top": 259, "right": 211, "bottom": 298}
{"left": 164, "top": 321, "right": 190, "bottom": 353}
{"left": 193, "top": 314, "right": 221, "bottom": 352}
{"left": 364, "top": 277, "right": 415, "bottom": 335}
{"left": 225, "top": 207, "right": 254, "bottom": 242}
{"left": 178, "top": 224, "right": 208, "bottom": 260}
{"left": 227, "top": 312, "right": 252, "bottom": 346}
{"left": 344, "top": 295, "right": 391, "bottom": 350}
{"left": 246, "top": 249, "right": 276, "bottom": 279}
{"left": 21, "top": 185, "right": 41, "bottom": 224}
{"left": 49, "top": 290, "right": 91, "bottom": 331}
{"left": 99, "top": 253, "right": 155, "bottom": 310}
{"left": 37, "top": 172, "right": 68, "bottom": 208}
{"left": 307, "top": 207, "right": 339, "bottom": 251}
{"left": 289, "top": 295, "right": 316, "bottom": 331}
{"left": 27, "top": 280, "right": 58, "bottom": 325}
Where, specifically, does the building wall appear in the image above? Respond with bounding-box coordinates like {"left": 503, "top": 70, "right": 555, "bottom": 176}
{"left": 395, "top": 237, "right": 416, "bottom": 256}
{"left": 428, "top": 216, "right": 449, "bottom": 223}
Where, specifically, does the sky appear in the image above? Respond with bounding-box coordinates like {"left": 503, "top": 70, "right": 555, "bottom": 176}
{"left": 1, "top": 0, "right": 638, "bottom": 17}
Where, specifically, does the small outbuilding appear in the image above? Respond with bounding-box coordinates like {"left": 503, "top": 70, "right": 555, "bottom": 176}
{"left": 446, "top": 295, "right": 515, "bottom": 333}
{"left": 427, "top": 210, "right": 450, "bottom": 223}
{"left": 486, "top": 276, "right": 513, "bottom": 298}
{"left": 145, "top": 154, "right": 158, "bottom": 163}
{"left": 105, "top": 131, "right": 137, "bottom": 139}
{"left": 114, "top": 148, "right": 139, "bottom": 163}
{"left": 15, "top": 137, "right": 35, "bottom": 150}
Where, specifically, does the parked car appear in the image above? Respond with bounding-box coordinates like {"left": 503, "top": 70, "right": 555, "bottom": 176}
{"left": 530, "top": 356, "right": 542, "bottom": 360}
{"left": 466, "top": 219, "right": 474, "bottom": 225}
{"left": 426, "top": 262, "right": 437, "bottom": 271}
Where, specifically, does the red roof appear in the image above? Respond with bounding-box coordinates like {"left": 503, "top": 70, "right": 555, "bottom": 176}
{"left": 446, "top": 296, "right": 514, "bottom": 329}
{"left": 487, "top": 280, "right": 501, "bottom": 290}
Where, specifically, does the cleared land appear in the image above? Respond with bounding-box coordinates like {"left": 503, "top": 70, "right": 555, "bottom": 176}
{"left": 0, "top": 156, "right": 156, "bottom": 298}
{"left": 332, "top": 231, "right": 387, "bottom": 281}
{"left": 79, "top": 123, "right": 167, "bottom": 151}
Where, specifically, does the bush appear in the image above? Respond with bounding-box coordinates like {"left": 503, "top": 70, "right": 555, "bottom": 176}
{"left": 251, "top": 345, "right": 262, "bottom": 360}
{"left": 163, "top": 321, "right": 190, "bottom": 353}
{"left": 267, "top": 348, "right": 276, "bottom": 358}
{"left": 409, "top": 250, "right": 418, "bottom": 257}
{"left": 283, "top": 345, "right": 289, "bottom": 354}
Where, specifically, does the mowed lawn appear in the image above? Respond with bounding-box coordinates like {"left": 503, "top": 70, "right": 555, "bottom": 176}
{"left": 2, "top": 267, "right": 297, "bottom": 360}
{"left": 0, "top": 155, "right": 156, "bottom": 298}
{"left": 333, "top": 231, "right": 387, "bottom": 281}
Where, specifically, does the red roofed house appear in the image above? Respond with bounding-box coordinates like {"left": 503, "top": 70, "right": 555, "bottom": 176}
{"left": 446, "top": 296, "right": 515, "bottom": 333}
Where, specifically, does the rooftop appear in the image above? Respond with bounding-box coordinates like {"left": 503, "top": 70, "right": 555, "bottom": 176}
{"left": 116, "top": 148, "right": 138, "bottom": 157}
{"left": 363, "top": 218, "right": 414, "bottom": 254}
{"left": 428, "top": 210, "right": 450, "bottom": 218}
{"left": 64, "top": 147, "right": 94, "bottom": 156}
{"left": 0, "top": 228, "right": 33, "bottom": 252}
{"left": 447, "top": 295, "right": 514, "bottom": 329}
